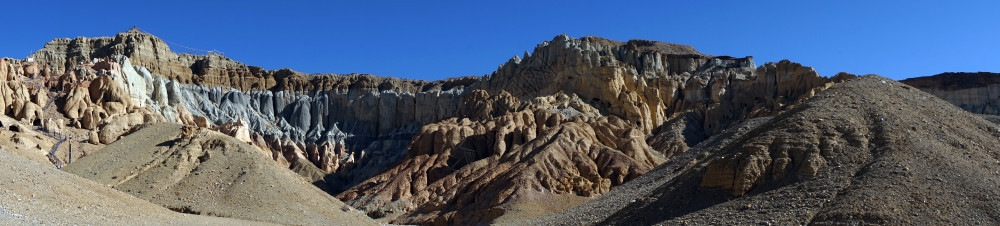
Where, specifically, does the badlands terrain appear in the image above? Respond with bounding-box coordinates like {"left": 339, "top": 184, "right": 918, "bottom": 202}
{"left": 1, "top": 28, "right": 998, "bottom": 225}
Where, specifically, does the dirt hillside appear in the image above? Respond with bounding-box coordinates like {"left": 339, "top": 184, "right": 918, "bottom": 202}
{"left": 62, "top": 123, "right": 377, "bottom": 225}
{"left": 0, "top": 144, "right": 268, "bottom": 225}
{"left": 529, "top": 76, "right": 1000, "bottom": 225}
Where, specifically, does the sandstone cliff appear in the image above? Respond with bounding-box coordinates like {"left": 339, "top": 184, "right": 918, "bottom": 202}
{"left": 27, "top": 29, "right": 480, "bottom": 191}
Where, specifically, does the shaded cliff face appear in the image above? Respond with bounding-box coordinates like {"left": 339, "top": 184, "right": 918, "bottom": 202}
{"left": 18, "top": 30, "right": 851, "bottom": 225}
{"left": 901, "top": 72, "right": 1000, "bottom": 115}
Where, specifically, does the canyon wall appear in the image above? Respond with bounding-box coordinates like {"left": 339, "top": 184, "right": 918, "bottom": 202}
{"left": 18, "top": 29, "right": 852, "bottom": 224}
{"left": 28, "top": 29, "right": 479, "bottom": 190}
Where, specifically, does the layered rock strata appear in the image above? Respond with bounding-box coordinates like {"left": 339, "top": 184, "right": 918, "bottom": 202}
{"left": 20, "top": 30, "right": 852, "bottom": 224}
{"left": 339, "top": 35, "right": 850, "bottom": 224}
{"left": 532, "top": 76, "right": 1000, "bottom": 225}
{"left": 901, "top": 72, "right": 1000, "bottom": 115}
{"left": 29, "top": 30, "right": 478, "bottom": 190}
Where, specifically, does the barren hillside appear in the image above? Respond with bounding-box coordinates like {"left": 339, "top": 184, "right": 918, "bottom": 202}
{"left": 531, "top": 76, "right": 1000, "bottom": 225}
{"left": 62, "top": 123, "right": 377, "bottom": 225}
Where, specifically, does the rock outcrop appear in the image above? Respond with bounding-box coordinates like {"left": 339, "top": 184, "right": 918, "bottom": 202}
{"left": 340, "top": 92, "right": 663, "bottom": 224}
{"left": 901, "top": 72, "right": 1000, "bottom": 115}
{"left": 27, "top": 30, "right": 479, "bottom": 191}
{"left": 16, "top": 30, "right": 857, "bottom": 224}
{"left": 531, "top": 76, "right": 1000, "bottom": 225}
{"left": 478, "top": 35, "right": 848, "bottom": 157}
{"left": 337, "top": 35, "right": 849, "bottom": 224}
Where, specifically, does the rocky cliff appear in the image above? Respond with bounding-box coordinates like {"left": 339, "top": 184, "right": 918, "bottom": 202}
{"left": 338, "top": 35, "right": 851, "bottom": 224}
{"left": 901, "top": 72, "right": 1000, "bottom": 115}
{"left": 532, "top": 76, "right": 1000, "bottom": 225}
{"left": 25, "top": 29, "right": 483, "bottom": 191}
{"left": 13, "top": 29, "right": 854, "bottom": 224}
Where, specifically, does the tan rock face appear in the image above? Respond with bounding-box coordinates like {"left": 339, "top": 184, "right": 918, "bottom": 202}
{"left": 87, "top": 75, "right": 132, "bottom": 112}
{"left": 0, "top": 58, "right": 10, "bottom": 80}
{"left": 217, "top": 118, "right": 253, "bottom": 144}
{"left": 478, "top": 35, "right": 844, "bottom": 158}
{"left": 340, "top": 103, "right": 665, "bottom": 224}
{"left": 25, "top": 30, "right": 480, "bottom": 194}
{"left": 32, "top": 29, "right": 480, "bottom": 93}
{"left": 19, "top": 30, "right": 858, "bottom": 225}
{"left": 61, "top": 85, "right": 91, "bottom": 121}
{"left": 333, "top": 35, "right": 850, "bottom": 224}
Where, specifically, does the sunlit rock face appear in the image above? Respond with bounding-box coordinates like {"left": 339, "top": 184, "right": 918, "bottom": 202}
{"left": 338, "top": 35, "right": 847, "bottom": 224}
{"left": 25, "top": 29, "right": 849, "bottom": 224}
{"left": 28, "top": 29, "right": 479, "bottom": 190}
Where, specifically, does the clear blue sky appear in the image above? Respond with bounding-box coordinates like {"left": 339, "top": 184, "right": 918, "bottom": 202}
{"left": 1, "top": 0, "right": 997, "bottom": 81}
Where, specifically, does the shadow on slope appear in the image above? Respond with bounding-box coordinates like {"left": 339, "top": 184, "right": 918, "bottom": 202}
{"left": 533, "top": 76, "right": 1000, "bottom": 225}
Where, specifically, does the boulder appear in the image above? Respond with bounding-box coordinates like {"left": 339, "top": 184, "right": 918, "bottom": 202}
{"left": 61, "top": 85, "right": 91, "bottom": 120}
{"left": 22, "top": 62, "right": 39, "bottom": 77}
{"left": 97, "top": 112, "right": 145, "bottom": 144}
{"left": 193, "top": 116, "right": 213, "bottom": 128}
{"left": 88, "top": 130, "right": 99, "bottom": 144}
{"left": 17, "top": 102, "right": 43, "bottom": 124}
{"left": 218, "top": 118, "right": 253, "bottom": 144}
{"left": 176, "top": 105, "right": 196, "bottom": 126}
{"left": 42, "top": 118, "right": 64, "bottom": 134}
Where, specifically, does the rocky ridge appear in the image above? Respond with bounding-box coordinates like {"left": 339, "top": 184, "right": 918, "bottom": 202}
{"left": 27, "top": 29, "right": 481, "bottom": 191}
{"left": 901, "top": 72, "right": 1000, "bottom": 115}
{"left": 531, "top": 76, "right": 1000, "bottom": 225}
{"left": 338, "top": 35, "right": 851, "bottom": 224}
{"left": 13, "top": 30, "right": 853, "bottom": 224}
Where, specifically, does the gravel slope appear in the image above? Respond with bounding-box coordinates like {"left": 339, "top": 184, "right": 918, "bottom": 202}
{"left": 0, "top": 145, "right": 268, "bottom": 225}
{"left": 62, "top": 123, "right": 377, "bottom": 225}
{"left": 529, "top": 76, "right": 1000, "bottom": 225}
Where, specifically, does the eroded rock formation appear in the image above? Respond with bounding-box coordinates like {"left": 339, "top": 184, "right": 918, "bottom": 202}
{"left": 532, "top": 76, "right": 1000, "bottom": 225}
{"left": 16, "top": 30, "right": 857, "bottom": 224}
{"left": 902, "top": 72, "right": 1000, "bottom": 115}
{"left": 338, "top": 35, "right": 850, "bottom": 224}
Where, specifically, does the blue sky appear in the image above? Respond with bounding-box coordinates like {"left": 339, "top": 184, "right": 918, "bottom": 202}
{"left": 1, "top": 1, "right": 997, "bottom": 80}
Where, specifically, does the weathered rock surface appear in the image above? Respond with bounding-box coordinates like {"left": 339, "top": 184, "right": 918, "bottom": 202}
{"left": 27, "top": 30, "right": 483, "bottom": 191}
{"left": 337, "top": 35, "right": 848, "bottom": 224}
{"left": 340, "top": 92, "right": 663, "bottom": 224}
{"left": 16, "top": 30, "right": 860, "bottom": 224}
{"left": 531, "top": 76, "right": 1000, "bottom": 225}
{"left": 902, "top": 72, "right": 1000, "bottom": 115}
{"left": 478, "top": 35, "right": 847, "bottom": 157}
